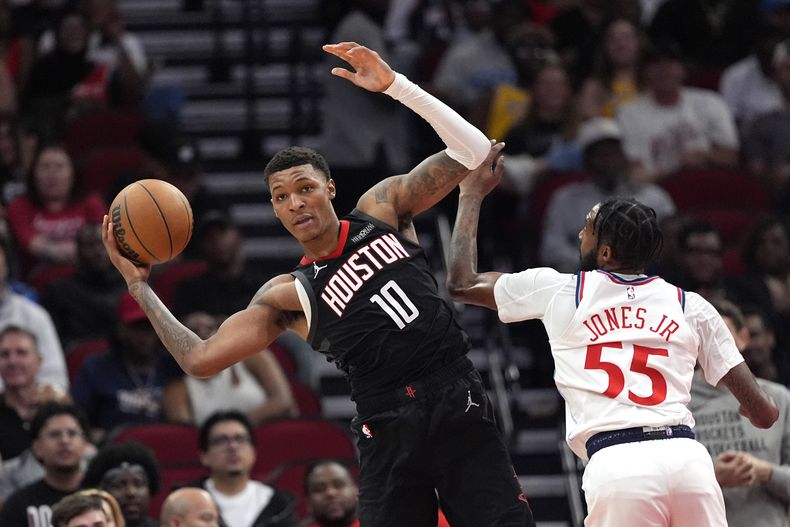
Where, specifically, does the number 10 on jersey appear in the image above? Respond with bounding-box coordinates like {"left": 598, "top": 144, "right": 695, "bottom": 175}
{"left": 370, "top": 280, "right": 420, "bottom": 329}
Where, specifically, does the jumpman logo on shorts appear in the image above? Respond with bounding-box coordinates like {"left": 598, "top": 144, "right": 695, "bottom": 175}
{"left": 313, "top": 261, "right": 328, "bottom": 278}
{"left": 465, "top": 390, "right": 480, "bottom": 413}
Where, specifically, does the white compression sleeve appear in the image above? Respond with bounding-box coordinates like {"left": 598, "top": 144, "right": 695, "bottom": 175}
{"left": 384, "top": 73, "right": 490, "bottom": 169}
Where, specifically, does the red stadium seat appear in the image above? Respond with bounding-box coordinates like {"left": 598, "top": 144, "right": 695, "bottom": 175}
{"left": 113, "top": 423, "right": 204, "bottom": 519}
{"left": 151, "top": 261, "right": 208, "bottom": 308}
{"left": 661, "top": 169, "right": 770, "bottom": 211}
{"left": 269, "top": 342, "right": 298, "bottom": 377}
{"left": 65, "top": 110, "right": 144, "bottom": 161}
{"left": 29, "top": 264, "right": 76, "bottom": 295}
{"left": 288, "top": 379, "right": 321, "bottom": 418}
{"left": 66, "top": 338, "right": 109, "bottom": 383}
{"left": 252, "top": 419, "right": 356, "bottom": 481}
{"left": 80, "top": 145, "right": 145, "bottom": 196}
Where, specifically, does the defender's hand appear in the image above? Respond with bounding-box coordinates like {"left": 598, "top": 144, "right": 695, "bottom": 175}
{"left": 322, "top": 42, "right": 396, "bottom": 92}
{"left": 102, "top": 214, "right": 151, "bottom": 287}
{"left": 459, "top": 141, "right": 505, "bottom": 198}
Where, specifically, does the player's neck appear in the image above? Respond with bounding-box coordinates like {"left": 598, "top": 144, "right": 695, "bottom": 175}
{"left": 301, "top": 217, "right": 342, "bottom": 260}
{"left": 600, "top": 264, "right": 644, "bottom": 275}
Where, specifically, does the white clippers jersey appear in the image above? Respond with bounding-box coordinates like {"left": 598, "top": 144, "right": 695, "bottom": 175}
{"left": 494, "top": 268, "right": 744, "bottom": 460}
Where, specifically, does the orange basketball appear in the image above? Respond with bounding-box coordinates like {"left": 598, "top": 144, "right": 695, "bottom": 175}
{"left": 109, "top": 179, "right": 193, "bottom": 265}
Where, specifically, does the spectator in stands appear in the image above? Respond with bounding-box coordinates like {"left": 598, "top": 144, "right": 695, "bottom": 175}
{"left": 549, "top": 0, "right": 640, "bottom": 84}
{"left": 22, "top": 10, "right": 109, "bottom": 137}
{"left": 690, "top": 300, "right": 790, "bottom": 527}
{"left": 719, "top": 29, "right": 783, "bottom": 133}
{"left": 320, "top": 0, "right": 411, "bottom": 215}
{"left": 577, "top": 17, "right": 645, "bottom": 120}
{"left": 0, "top": 0, "right": 35, "bottom": 94}
{"left": 51, "top": 492, "right": 110, "bottom": 527}
{"left": 0, "top": 325, "right": 70, "bottom": 462}
{"left": 432, "top": 0, "right": 527, "bottom": 116}
{"left": 162, "top": 311, "right": 297, "bottom": 426}
{"left": 303, "top": 460, "right": 450, "bottom": 527}
{"left": 82, "top": 441, "right": 161, "bottom": 527}
{"left": 0, "top": 240, "right": 68, "bottom": 391}
{"left": 473, "top": 22, "right": 557, "bottom": 141}
{"left": 78, "top": 488, "right": 125, "bottom": 527}
{"left": 649, "top": 0, "right": 760, "bottom": 85}
{"left": 744, "top": 38, "right": 790, "bottom": 201}
{"left": 617, "top": 39, "right": 739, "bottom": 182}
{"left": 6, "top": 142, "right": 106, "bottom": 277}
{"left": 172, "top": 214, "right": 263, "bottom": 317}
{"left": 0, "top": 115, "right": 27, "bottom": 193}
{"left": 0, "top": 402, "right": 91, "bottom": 525}
{"left": 742, "top": 306, "right": 780, "bottom": 384}
{"left": 193, "top": 410, "right": 298, "bottom": 527}
{"left": 160, "top": 487, "right": 220, "bottom": 527}
{"left": 539, "top": 117, "right": 675, "bottom": 272}
{"left": 675, "top": 220, "right": 730, "bottom": 304}
{"left": 501, "top": 61, "right": 580, "bottom": 196}
{"left": 43, "top": 223, "right": 126, "bottom": 350}
{"left": 71, "top": 293, "right": 181, "bottom": 442}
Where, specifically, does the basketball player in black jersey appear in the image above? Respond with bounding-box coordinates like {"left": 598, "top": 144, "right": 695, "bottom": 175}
{"left": 102, "top": 42, "right": 535, "bottom": 527}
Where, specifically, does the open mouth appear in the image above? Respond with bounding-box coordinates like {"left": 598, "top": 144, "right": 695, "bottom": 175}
{"left": 294, "top": 215, "right": 313, "bottom": 227}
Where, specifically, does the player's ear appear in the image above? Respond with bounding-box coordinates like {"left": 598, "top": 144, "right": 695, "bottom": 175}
{"left": 327, "top": 178, "right": 336, "bottom": 200}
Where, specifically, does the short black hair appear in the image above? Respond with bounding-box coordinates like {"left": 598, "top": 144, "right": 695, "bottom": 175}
{"left": 82, "top": 441, "right": 161, "bottom": 495}
{"left": 742, "top": 216, "right": 788, "bottom": 270}
{"left": 262, "top": 146, "right": 331, "bottom": 189}
{"left": 30, "top": 402, "right": 89, "bottom": 441}
{"left": 51, "top": 493, "right": 105, "bottom": 527}
{"left": 303, "top": 459, "right": 355, "bottom": 495}
{"left": 677, "top": 219, "right": 722, "bottom": 251}
{"left": 198, "top": 410, "right": 255, "bottom": 452}
{"left": 593, "top": 197, "right": 663, "bottom": 270}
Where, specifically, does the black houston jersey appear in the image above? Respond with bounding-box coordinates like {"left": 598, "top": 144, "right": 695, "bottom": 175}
{"left": 292, "top": 210, "right": 470, "bottom": 401}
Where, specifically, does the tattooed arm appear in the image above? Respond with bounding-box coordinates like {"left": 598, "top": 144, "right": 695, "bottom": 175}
{"left": 102, "top": 216, "right": 303, "bottom": 378}
{"left": 720, "top": 363, "right": 779, "bottom": 429}
{"left": 446, "top": 144, "right": 506, "bottom": 310}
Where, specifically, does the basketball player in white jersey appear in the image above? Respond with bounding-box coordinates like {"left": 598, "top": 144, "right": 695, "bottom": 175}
{"left": 446, "top": 148, "right": 780, "bottom": 526}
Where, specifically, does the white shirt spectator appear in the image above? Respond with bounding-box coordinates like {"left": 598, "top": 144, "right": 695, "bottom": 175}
{"left": 617, "top": 88, "right": 739, "bottom": 179}
{"left": 720, "top": 55, "right": 782, "bottom": 130}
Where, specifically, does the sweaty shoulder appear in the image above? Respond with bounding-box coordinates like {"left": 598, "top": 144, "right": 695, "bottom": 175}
{"left": 494, "top": 267, "right": 573, "bottom": 323}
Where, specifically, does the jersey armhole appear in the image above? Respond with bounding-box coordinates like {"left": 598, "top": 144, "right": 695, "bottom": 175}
{"left": 291, "top": 271, "right": 317, "bottom": 344}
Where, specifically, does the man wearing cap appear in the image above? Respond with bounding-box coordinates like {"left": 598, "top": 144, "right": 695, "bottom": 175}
{"left": 540, "top": 117, "right": 675, "bottom": 272}
{"left": 71, "top": 293, "right": 180, "bottom": 442}
{"left": 617, "top": 39, "right": 739, "bottom": 181}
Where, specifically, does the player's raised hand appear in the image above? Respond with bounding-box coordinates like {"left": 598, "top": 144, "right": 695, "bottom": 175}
{"left": 322, "top": 42, "right": 396, "bottom": 92}
{"left": 459, "top": 141, "right": 506, "bottom": 198}
{"left": 102, "top": 214, "right": 151, "bottom": 287}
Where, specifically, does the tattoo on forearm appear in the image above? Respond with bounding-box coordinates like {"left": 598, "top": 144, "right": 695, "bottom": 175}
{"left": 408, "top": 154, "right": 466, "bottom": 199}
{"left": 129, "top": 282, "right": 200, "bottom": 362}
{"left": 449, "top": 196, "right": 482, "bottom": 281}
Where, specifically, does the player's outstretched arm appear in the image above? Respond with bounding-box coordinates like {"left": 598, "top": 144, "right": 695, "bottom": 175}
{"left": 720, "top": 362, "right": 780, "bottom": 429}
{"left": 446, "top": 143, "right": 506, "bottom": 310}
{"left": 102, "top": 216, "right": 296, "bottom": 378}
{"left": 323, "top": 42, "right": 490, "bottom": 228}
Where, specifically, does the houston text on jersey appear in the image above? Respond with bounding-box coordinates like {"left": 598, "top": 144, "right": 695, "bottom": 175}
{"left": 320, "top": 233, "right": 410, "bottom": 316}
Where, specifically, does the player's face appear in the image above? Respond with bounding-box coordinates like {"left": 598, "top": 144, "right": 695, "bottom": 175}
{"left": 578, "top": 205, "right": 600, "bottom": 271}
{"left": 307, "top": 463, "right": 358, "bottom": 524}
{"left": 268, "top": 164, "right": 337, "bottom": 243}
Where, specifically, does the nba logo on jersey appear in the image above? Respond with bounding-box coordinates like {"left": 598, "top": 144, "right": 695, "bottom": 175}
{"left": 627, "top": 286, "right": 636, "bottom": 300}
{"left": 362, "top": 424, "right": 374, "bottom": 439}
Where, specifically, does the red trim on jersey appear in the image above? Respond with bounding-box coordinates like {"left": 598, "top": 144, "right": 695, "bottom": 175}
{"left": 578, "top": 271, "right": 586, "bottom": 303}
{"left": 597, "top": 270, "right": 660, "bottom": 286}
{"left": 299, "top": 220, "right": 351, "bottom": 264}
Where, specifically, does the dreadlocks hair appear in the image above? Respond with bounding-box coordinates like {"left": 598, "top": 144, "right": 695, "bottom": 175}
{"left": 592, "top": 197, "right": 663, "bottom": 270}
{"left": 263, "top": 146, "right": 331, "bottom": 189}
